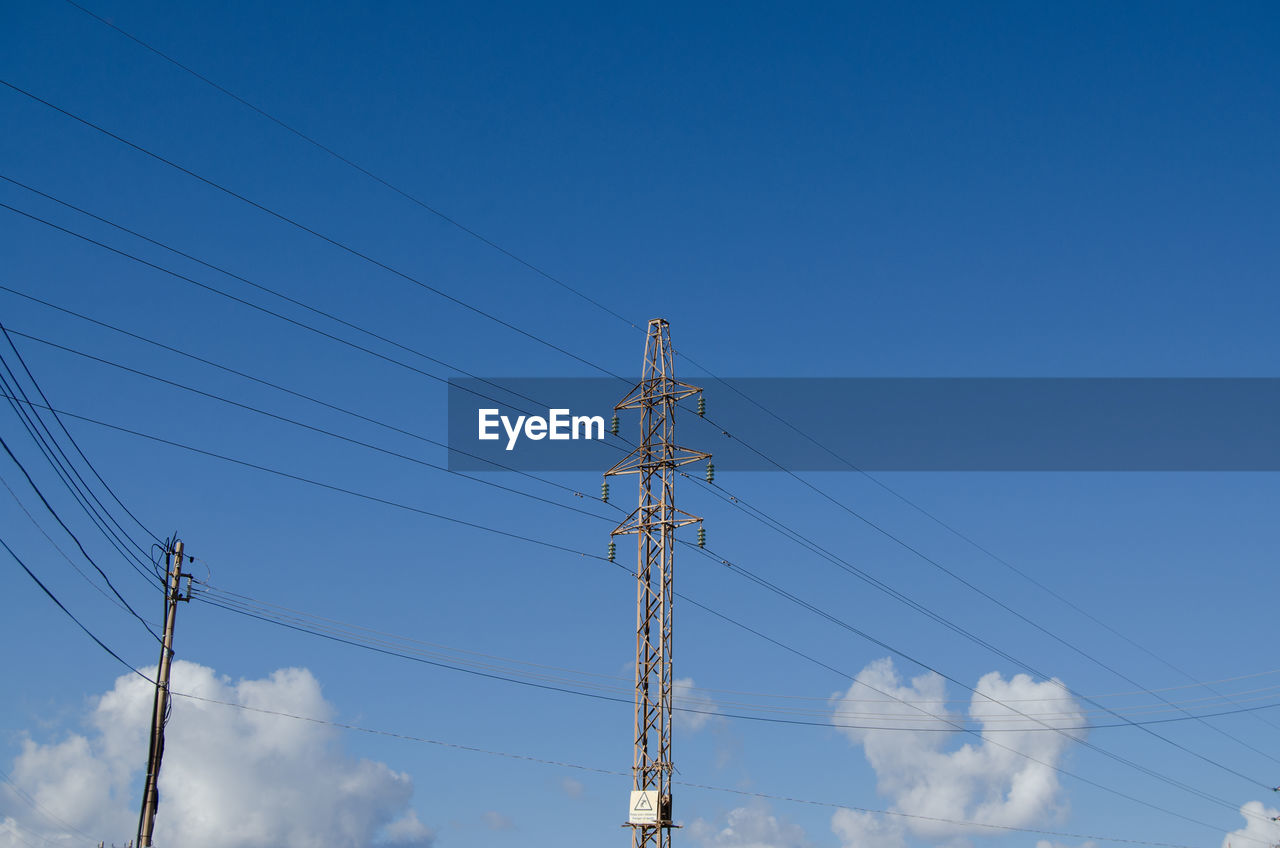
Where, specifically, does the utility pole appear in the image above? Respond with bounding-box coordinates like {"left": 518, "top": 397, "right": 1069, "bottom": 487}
{"left": 136, "top": 538, "right": 190, "bottom": 847}
{"left": 605, "top": 319, "right": 708, "bottom": 848}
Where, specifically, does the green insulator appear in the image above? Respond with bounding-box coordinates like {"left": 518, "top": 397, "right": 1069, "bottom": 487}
{"left": 705, "top": 461, "right": 715, "bottom": 483}
{"left": 610, "top": 413, "right": 619, "bottom": 436}
{"left": 697, "top": 395, "right": 706, "bottom": 417}
{"left": 608, "top": 540, "right": 616, "bottom": 562}
{"left": 601, "top": 480, "right": 610, "bottom": 502}
{"left": 697, "top": 526, "right": 706, "bottom": 548}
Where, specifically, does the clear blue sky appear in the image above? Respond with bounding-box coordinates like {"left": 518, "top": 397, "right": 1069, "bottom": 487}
{"left": 2, "top": 3, "right": 1279, "bottom": 848}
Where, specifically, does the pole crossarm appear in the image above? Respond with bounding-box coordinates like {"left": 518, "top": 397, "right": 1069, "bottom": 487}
{"left": 603, "top": 445, "right": 710, "bottom": 479}
{"left": 613, "top": 378, "right": 703, "bottom": 410}
{"left": 608, "top": 505, "right": 703, "bottom": 537}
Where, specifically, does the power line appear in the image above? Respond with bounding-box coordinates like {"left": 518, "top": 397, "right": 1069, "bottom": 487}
{"left": 683, "top": 468, "right": 1280, "bottom": 781}
{"left": 39, "top": 0, "right": 1276, "bottom": 780}
{"left": 0, "top": 392, "right": 603, "bottom": 561}
{"left": 0, "top": 532, "right": 152, "bottom": 682}
{"left": 1, "top": 390, "right": 1264, "bottom": 829}
{"left": 0, "top": 282, "right": 613, "bottom": 503}
{"left": 17, "top": 111, "right": 1259, "bottom": 792}
{"left": 0, "top": 470, "right": 153, "bottom": 622}
{"left": 56, "top": 0, "right": 647, "bottom": 338}
{"left": 5, "top": 489, "right": 1233, "bottom": 848}
{"left": 0, "top": 338, "right": 159, "bottom": 591}
{"left": 678, "top": 355, "right": 1280, "bottom": 741}
{"left": 58, "top": 14, "right": 1267, "bottom": 777}
{"left": 0, "top": 427, "right": 160, "bottom": 641}
{"left": 43, "top": 0, "right": 1256, "bottom": 738}
{"left": 195, "top": 581, "right": 635, "bottom": 685}
{"left": 0, "top": 174, "right": 631, "bottom": 440}
{"left": 0, "top": 79, "right": 623, "bottom": 379}
{"left": 0, "top": 767, "right": 100, "bottom": 844}
{"left": 8, "top": 176, "right": 1262, "bottom": 796}
{"left": 192, "top": 591, "right": 642, "bottom": 710}
{"left": 0, "top": 184, "right": 638, "bottom": 475}
{"left": 10, "top": 272, "right": 1269, "bottom": 799}
{"left": 10, "top": 11, "right": 1269, "bottom": 835}
{"left": 686, "top": 540, "right": 1270, "bottom": 824}
{"left": 0, "top": 319, "right": 162, "bottom": 548}
{"left": 675, "top": 779, "right": 1221, "bottom": 848}
{"left": 10, "top": 174, "right": 1255, "bottom": 785}
{"left": 0, "top": 129, "right": 1259, "bottom": 819}
{"left": 190, "top": 577, "right": 1280, "bottom": 713}
{"left": 166, "top": 688, "right": 1226, "bottom": 848}
{"left": 190, "top": 579, "right": 1280, "bottom": 730}
{"left": 5, "top": 376, "right": 1254, "bottom": 742}
{"left": 14, "top": 554, "right": 1241, "bottom": 848}
{"left": 0, "top": 818, "right": 59, "bottom": 848}
{"left": 0, "top": 385, "right": 971, "bottom": 717}
{"left": 6, "top": 327, "right": 615, "bottom": 524}
{"left": 0, "top": 199, "right": 564, "bottom": 427}
{"left": 4, "top": 291, "right": 1266, "bottom": 828}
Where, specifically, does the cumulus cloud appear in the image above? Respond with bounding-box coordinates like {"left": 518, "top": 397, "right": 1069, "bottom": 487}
{"left": 1222, "top": 801, "right": 1280, "bottom": 848}
{"left": 674, "top": 677, "right": 721, "bottom": 731}
{"left": 830, "top": 809, "right": 906, "bottom": 848}
{"left": 0, "top": 661, "right": 433, "bottom": 848}
{"left": 830, "top": 658, "right": 1085, "bottom": 845}
{"left": 383, "top": 810, "right": 434, "bottom": 846}
{"left": 482, "top": 810, "right": 515, "bottom": 831}
{"left": 689, "top": 803, "right": 810, "bottom": 848}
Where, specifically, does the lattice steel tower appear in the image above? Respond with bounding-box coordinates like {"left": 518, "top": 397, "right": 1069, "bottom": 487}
{"left": 605, "top": 318, "right": 708, "bottom": 848}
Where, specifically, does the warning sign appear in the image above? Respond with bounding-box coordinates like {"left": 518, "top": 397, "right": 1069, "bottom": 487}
{"left": 629, "top": 790, "right": 659, "bottom": 825}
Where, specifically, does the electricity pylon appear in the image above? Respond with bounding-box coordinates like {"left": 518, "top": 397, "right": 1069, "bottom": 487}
{"left": 605, "top": 319, "right": 708, "bottom": 848}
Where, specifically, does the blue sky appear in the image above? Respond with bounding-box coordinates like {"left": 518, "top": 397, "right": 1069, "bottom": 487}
{"left": 2, "top": 2, "right": 1280, "bottom": 847}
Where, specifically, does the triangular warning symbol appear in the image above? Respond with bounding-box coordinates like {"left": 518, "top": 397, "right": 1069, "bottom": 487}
{"left": 634, "top": 794, "right": 653, "bottom": 811}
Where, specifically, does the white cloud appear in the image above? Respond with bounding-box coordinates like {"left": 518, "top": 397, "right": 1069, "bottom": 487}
{"left": 830, "top": 658, "right": 1085, "bottom": 845}
{"left": 689, "top": 803, "right": 810, "bottom": 848}
{"left": 1035, "top": 841, "right": 1096, "bottom": 848}
{"left": 483, "top": 810, "right": 515, "bottom": 831}
{"left": 0, "top": 661, "right": 433, "bottom": 848}
{"left": 1222, "top": 801, "right": 1280, "bottom": 848}
{"left": 675, "top": 677, "right": 721, "bottom": 731}
{"left": 383, "top": 810, "right": 434, "bottom": 846}
{"left": 830, "top": 809, "right": 906, "bottom": 848}
{"left": 560, "top": 777, "right": 585, "bottom": 799}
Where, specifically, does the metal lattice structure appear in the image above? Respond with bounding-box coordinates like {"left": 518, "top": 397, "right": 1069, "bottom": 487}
{"left": 606, "top": 319, "right": 708, "bottom": 848}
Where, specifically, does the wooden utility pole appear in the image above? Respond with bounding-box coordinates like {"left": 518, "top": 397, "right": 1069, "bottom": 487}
{"left": 136, "top": 539, "right": 189, "bottom": 847}
{"left": 605, "top": 319, "right": 708, "bottom": 848}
